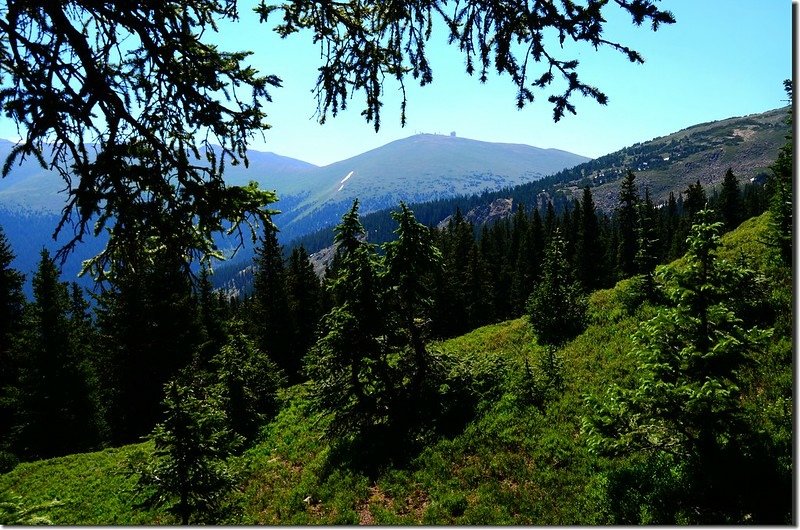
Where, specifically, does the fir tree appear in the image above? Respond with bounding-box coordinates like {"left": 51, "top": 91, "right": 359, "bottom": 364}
{"left": 718, "top": 168, "right": 741, "bottom": 231}
{"left": 95, "top": 254, "right": 202, "bottom": 444}
{"left": 0, "top": 227, "right": 24, "bottom": 467}
{"left": 11, "top": 250, "right": 101, "bottom": 459}
{"left": 251, "top": 220, "right": 294, "bottom": 380}
{"left": 210, "top": 326, "right": 284, "bottom": 444}
{"left": 576, "top": 187, "right": 604, "bottom": 291}
{"left": 305, "top": 201, "right": 389, "bottom": 439}
{"left": 584, "top": 210, "right": 774, "bottom": 523}
{"left": 526, "top": 229, "right": 586, "bottom": 347}
{"left": 684, "top": 179, "right": 707, "bottom": 221}
{"left": 383, "top": 203, "right": 442, "bottom": 392}
{"left": 616, "top": 170, "right": 640, "bottom": 279}
{"left": 196, "top": 264, "right": 227, "bottom": 369}
{"left": 285, "top": 245, "right": 323, "bottom": 382}
{"left": 768, "top": 80, "right": 792, "bottom": 266}
{"left": 134, "top": 380, "right": 241, "bottom": 525}
{"left": 635, "top": 188, "right": 660, "bottom": 296}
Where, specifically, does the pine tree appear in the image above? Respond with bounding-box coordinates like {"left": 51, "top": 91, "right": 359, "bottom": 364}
{"left": 251, "top": 220, "right": 294, "bottom": 380}
{"left": 134, "top": 380, "right": 241, "bottom": 525}
{"left": 285, "top": 245, "right": 323, "bottom": 382}
{"left": 0, "top": 227, "right": 25, "bottom": 468}
{"left": 584, "top": 210, "right": 773, "bottom": 523}
{"left": 431, "top": 209, "right": 474, "bottom": 337}
{"left": 684, "top": 179, "right": 707, "bottom": 221}
{"left": 616, "top": 170, "right": 640, "bottom": 279}
{"left": 11, "top": 250, "right": 101, "bottom": 459}
{"left": 576, "top": 187, "right": 604, "bottom": 291}
{"left": 383, "top": 202, "right": 442, "bottom": 393}
{"left": 718, "top": 168, "right": 741, "bottom": 231}
{"left": 210, "top": 325, "right": 284, "bottom": 444}
{"left": 635, "top": 188, "right": 660, "bottom": 296}
{"left": 196, "top": 264, "right": 227, "bottom": 369}
{"left": 305, "top": 200, "right": 389, "bottom": 439}
{"left": 526, "top": 229, "right": 586, "bottom": 347}
{"left": 768, "top": 80, "right": 792, "bottom": 266}
{"left": 95, "top": 254, "right": 202, "bottom": 444}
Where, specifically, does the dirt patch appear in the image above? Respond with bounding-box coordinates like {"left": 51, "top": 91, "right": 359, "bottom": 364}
{"left": 356, "top": 484, "right": 430, "bottom": 524}
{"left": 733, "top": 127, "right": 756, "bottom": 141}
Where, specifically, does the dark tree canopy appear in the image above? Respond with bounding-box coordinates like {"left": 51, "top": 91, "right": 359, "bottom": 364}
{"left": 260, "top": 0, "right": 675, "bottom": 126}
{"left": 0, "top": 1, "right": 279, "bottom": 277}
{"left": 1, "top": 0, "right": 674, "bottom": 276}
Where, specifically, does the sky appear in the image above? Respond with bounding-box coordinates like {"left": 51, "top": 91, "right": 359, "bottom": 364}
{"left": 0, "top": 1, "right": 793, "bottom": 167}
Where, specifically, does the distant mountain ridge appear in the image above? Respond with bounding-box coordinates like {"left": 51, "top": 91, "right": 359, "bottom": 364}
{"left": 276, "top": 133, "right": 590, "bottom": 239}
{"left": 0, "top": 133, "right": 588, "bottom": 293}
{"left": 246, "top": 105, "right": 787, "bottom": 295}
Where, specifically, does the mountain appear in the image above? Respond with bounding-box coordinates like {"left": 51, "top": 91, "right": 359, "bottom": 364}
{"left": 274, "top": 134, "right": 590, "bottom": 238}
{"left": 0, "top": 134, "right": 588, "bottom": 292}
{"left": 0, "top": 141, "right": 318, "bottom": 214}
{"left": 252, "top": 105, "right": 788, "bottom": 293}
{"left": 553, "top": 106, "right": 789, "bottom": 211}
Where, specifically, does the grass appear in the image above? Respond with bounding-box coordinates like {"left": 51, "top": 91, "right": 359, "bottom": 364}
{"left": 0, "top": 442, "right": 163, "bottom": 525}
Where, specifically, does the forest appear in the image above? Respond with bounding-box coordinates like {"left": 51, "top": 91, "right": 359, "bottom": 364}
{"left": 0, "top": 128, "right": 793, "bottom": 522}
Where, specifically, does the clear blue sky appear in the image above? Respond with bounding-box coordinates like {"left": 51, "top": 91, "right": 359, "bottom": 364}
{"left": 0, "top": 1, "right": 792, "bottom": 167}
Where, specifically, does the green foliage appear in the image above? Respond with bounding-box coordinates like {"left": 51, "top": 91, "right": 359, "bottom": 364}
{"left": 1, "top": 3, "right": 280, "bottom": 275}
{"left": 94, "top": 252, "right": 203, "bottom": 444}
{"left": 251, "top": 220, "right": 294, "bottom": 379}
{"left": 767, "top": 80, "right": 793, "bottom": 266}
{"left": 383, "top": 202, "right": 442, "bottom": 392}
{"left": 133, "top": 380, "right": 242, "bottom": 525}
{"left": 262, "top": 0, "right": 673, "bottom": 126}
{"left": 0, "top": 225, "right": 25, "bottom": 469}
{"left": 526, "top": 229, "right": 587, "bottom": 347}
{"left": 284, "top": 245, "right": 324, "bottom": 382}
{"left": 0, "top": 490, "right": 62, "bottom": 525}
{"left": 0, "top": 207, "right": 789, "bottom": 526}
{"left": 718, "top": 168, "right": 742, "bottom": 231}
{"left": 615, "top": 170, "right": 640, "bottom": 279}
{"left": 583, "top": 210, "right": 777, "bottom": 523}
{"left": 10, "top": 250, "right": 103, "bottom": 460}
{"left": 306, "top": 201, "right": 389, "bottom": 441}
{"left": 209, "top": 325, "right": 285, "bottom": 444}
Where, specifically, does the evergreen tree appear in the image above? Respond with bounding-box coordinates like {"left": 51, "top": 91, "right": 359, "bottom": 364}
{"left": 718, "top": 168, "right": 741, "bottom": 231}
{"left": 526, "top": 229, "right": 586, "bottom": 347}
{"left": 210, "top": 326, "right": 284, "bottom": 444}
{"left": 464, "top": 243, "right": 492, "bottom": 329}
{"left": 616, "top": 170, "right": 640, "bottom": 279}
{"left": 251, "top": 220, "right": 294, "bottom": 380}
{"left": 768, "top": 80, "right": 793, "bottom": 266}
{"left": 383, "top": 203, "right": 442, "bottom": 393}
{"left": 196, "top": 264, "right": 227, "bottom": 369}
{"left": 683, "top": 179, "right": 707, "bottom": 221}
{"left": 0, "top": 227, "right": 25, "bottom": 467}
{"left": 528, "top": 207, "right": 545, "bottom": 281}
{"left": 305, "top": 201, "right": 389, "bottom": 439}
{"left": 431, "top": 210, "right": 473, "bottom": 337}
{"left": 584, "top": 210, "right": 775, "bottom": 523}
{"left": 635, "top": 188, "right": 660, "bottom": 296}
{"left": 134, "top": 380, "right": 240, "bottom": 525}
{"left": 95, "top": 254, "right": 202, "bottom": 443}
{"left": 11, "top": 250, "right": 101, "bottom": 459}
{"left": 285, "top": 245, "right": 323, "bottom": 382}
{"left": 576, "top": 187, "right": 604, "bottom": 291}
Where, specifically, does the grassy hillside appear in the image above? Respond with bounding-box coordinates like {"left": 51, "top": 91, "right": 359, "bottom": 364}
{"left": 562, "top": 107, "right": 788, "bottom": 211}
{"left": 0, "top": 212, "right": 790, "bottom": 525}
